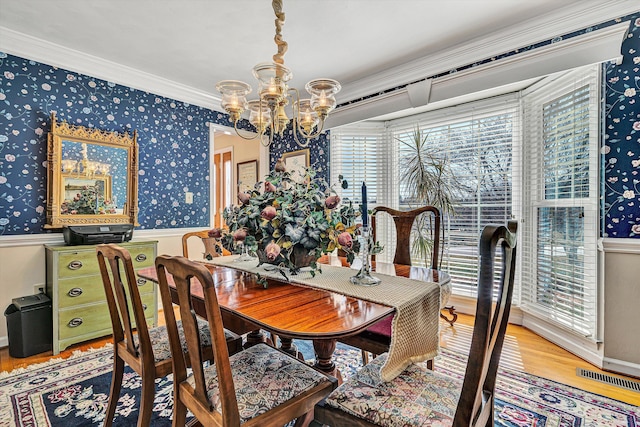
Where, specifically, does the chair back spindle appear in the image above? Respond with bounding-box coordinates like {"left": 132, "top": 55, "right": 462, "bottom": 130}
{"left": 371, "top": 205, "right": 441, "bottom": 269}
{"left": 97, "top": 244, "right": 153, "bottom": 364}
{"left": 454, "top": 220, "right": 517, "bottom": 426}
{"left": 156, "top": 255, "right": 241, "bottom": 425}
{"left": 182, "top": 230, "right": 229, "bottom": 259}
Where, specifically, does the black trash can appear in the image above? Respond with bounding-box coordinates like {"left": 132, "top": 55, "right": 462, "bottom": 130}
{"left": 4, "top": 294, "right": 52, "bottom": 358}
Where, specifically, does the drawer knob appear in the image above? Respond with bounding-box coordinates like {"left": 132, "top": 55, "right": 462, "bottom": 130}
{"left": 67, "top": 287, "right": 83, "bottom": 297}
{"left": 142, "top": 304, "right": 148, "bottom": 311}
{"left": 135, "top": 254, "right": 147, "bottom": 262}
{"left": 68, "top": 260, "right": 83, "bottom": 270}
{"left": 68, "top": 317, "right": 83, "bottom": 328}
{"left": 137, "top": 278, "right": 147, "bottom": 286}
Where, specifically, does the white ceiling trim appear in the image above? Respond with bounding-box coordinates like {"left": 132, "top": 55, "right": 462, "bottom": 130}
{"left": 325, "top": 20, "right": 629, "bottom": 129}
{"left": 339, "top": 0, "right": 638, "bottom": 103}
{"left": 0, "top": 27, "right": 221, "bottom": 111}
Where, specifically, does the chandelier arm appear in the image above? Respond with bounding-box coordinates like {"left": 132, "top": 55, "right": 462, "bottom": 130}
{"left": 232, "top": 120, "right": 261, "bottom": 141}
{"left": 272, "top": 0, "right": 288, "bottom": 65}
{"left": 298, "top": 118, "right": 326, "bottom": 140}
{"left": 291, "top": 124, "right": 311, "bottom": 148}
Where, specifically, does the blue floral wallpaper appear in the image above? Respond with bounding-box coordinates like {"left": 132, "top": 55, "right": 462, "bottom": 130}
{"left": 1, "top": 11, "right": 639, "bottom": 236}
{"left": 603, "top": 15, "right": 640, "bottom": 238}
{"left": 269, "top": 127, "right": 330, "bottom": 179}
{"left": 0, "top": 52, "right": 309, "bottom": 235}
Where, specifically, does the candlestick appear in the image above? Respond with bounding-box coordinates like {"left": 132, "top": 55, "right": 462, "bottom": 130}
{"left": 361, "top": 182, "right": 368, "bottom": 227}
{"left": 350, "top": 226, "right": 381, "bottom": 286}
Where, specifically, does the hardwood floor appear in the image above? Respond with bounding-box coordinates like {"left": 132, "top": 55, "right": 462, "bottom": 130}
{"left": 1, "top": 313, "right": 638, "bottom": 406}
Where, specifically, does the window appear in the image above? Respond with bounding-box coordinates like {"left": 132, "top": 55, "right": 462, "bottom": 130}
{"left": 390, "top": 98, "right": 519, "bottom": 296}
{"left": 331, "top": 64, "right": 600, "bottom": 339}
{"left": 330, "top": 123, "right": 386, "bottom": 207}
{"left": 521, "top": 66, "right": 599, "bottom": 337}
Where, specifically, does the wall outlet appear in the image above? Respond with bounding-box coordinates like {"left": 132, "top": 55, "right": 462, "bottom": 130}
{"left": 33, "top": 284, "right": 46, "bottom": 294}
{"left": 185, "top": 192, "right": 193, "bottom": 204}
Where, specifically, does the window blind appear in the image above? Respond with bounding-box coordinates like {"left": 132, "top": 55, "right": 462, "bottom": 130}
{"left": 330, "top": 124, "right": 385, "bottom": 207}
{"left": 390, "top": 97, "right": 519, "bottom": 297}
{"left": 521, "top": 65, "right": 599, "bottom": 338}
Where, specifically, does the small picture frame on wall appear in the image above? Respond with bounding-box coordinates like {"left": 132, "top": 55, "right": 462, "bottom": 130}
{"left": 281, "top": 149, "right": 310, "bottom": 182}
{"left": 237, "top": 159, "right": 258, "bottom": 193}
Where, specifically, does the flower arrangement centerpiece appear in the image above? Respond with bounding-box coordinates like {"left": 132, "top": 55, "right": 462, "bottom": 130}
{"left": 60, "top": 185, "right": 116, "bottom": 215}
{"left": 218, "top": 162, "right": 361, "bottom": 277}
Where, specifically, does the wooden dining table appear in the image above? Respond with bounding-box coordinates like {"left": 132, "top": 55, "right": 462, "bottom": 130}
{"left": 137, "top": 255, "right": 450, "bottom": 381}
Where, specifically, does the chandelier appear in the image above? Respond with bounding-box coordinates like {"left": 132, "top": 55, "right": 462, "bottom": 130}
{"left": 216, "top": 0, "right": 341, "bottom": 147}
{"left": 61, "top": 143, "right": 110, "bottom": 178}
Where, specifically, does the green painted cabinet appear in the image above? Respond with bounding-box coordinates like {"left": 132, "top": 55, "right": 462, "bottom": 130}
{"left": 45, "top": 241, "right": 158, "bottom": 354}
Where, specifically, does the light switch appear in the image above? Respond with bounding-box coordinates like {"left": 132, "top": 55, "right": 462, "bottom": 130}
{"left": 185, "top": 192, "right": 193, "bottom": 204}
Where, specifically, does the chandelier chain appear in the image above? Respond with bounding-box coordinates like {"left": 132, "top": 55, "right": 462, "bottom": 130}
{"left": 272, "top": 0, "right": 287, "bottom": 65}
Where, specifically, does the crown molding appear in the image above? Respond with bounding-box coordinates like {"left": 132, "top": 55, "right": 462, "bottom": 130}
{"left": 327, "top": 20, "right": 628, "bottom": 128}
{"left": 0, "top": 27, "right": 223, "bottom": 111}
{"left": 339, "top": 1, "right": 638, "bottom": 103}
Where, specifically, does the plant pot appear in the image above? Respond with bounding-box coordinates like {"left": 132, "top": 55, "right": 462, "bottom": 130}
{"left": 256, "top": 244, "right": 316, "bottom": 270}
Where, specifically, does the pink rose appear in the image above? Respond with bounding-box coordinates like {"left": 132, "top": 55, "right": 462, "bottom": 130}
{"left": 632, "top": 224, "right": 640, "bottom": 234}
{"left": 265, "top": 241, "right": 281, "bottom": 261}
{"left": 207, "top": 228, "right": 222, "bottom": 238}
{"left": 337, "top": 232, "right": 353, "bottom": 248}
{"left": 233, "top": 229, "right": 247, "bottom": 242}
{"left": 238, "top": 192, "right": 251, "bottom": 205}
{"left": 325, "top": 195, "right": 340, "bottom": 209}
{"left": 261, "top": 206, "right": 277, "bottom": 220}
{"left": 264, "top": 181, "right": 276, "bottom": 192}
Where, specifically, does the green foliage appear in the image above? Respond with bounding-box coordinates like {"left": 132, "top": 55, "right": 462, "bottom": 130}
{"left": 60, "top": 185, "right": 116, "bottom": 215}
{"left": 221, "top": 166, "right": 361, "bottom": 276}
{"left": 397, "top": 126, "right": 462, "bottom": 264}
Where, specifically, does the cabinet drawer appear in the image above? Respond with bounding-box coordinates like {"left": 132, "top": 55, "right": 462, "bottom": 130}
{"left": 57, "top": 250, "right": 102, "bottom": 278}
{"left": 58, "top": 273, "right": 154, "bottom": 309}
{"left": 58, "top": 302, "right": 110, "bottom": 340}
{"left": 58, "top": 275, "right": 105, "bottom": 308}
{"left": 55, "top": 243, "right": 155, "bottom": 279}
{"left": 127, "top": 245, "right": 155, "bottom": 269}
{"left": 58, "top": 293, "right": 156, "bottom": 340}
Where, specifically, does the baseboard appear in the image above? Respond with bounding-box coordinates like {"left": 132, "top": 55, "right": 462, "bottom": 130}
{"left": 603, "top": 357, "right": 640, "bottom": 379}
{"left": 522, "top": 314, "right": 603, "bottom": 369}
{"left": 0, "top": 336, "right": 8, "bottom": 349}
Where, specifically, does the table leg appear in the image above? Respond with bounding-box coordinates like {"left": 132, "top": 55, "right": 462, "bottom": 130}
{"left": 278, "top": 337, "right": 303, "bottom": 360}
{"left": 312, "top": 339, "right": 342, "bottom": 383}
{"left": 244, "top": 330, "right": 267, "bottom": 348}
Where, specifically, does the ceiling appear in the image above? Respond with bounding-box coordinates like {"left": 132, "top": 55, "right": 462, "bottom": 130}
{"left": 0, "top": 0, "right": 630, "bottom": 122}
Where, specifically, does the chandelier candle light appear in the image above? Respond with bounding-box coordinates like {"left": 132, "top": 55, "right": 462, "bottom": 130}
{"left": 216, "top": 0, "right": 341, "bottom": 147}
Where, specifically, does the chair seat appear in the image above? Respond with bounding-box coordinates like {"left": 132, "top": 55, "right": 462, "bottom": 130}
{"left": 325, "top": 353, "right": 461, "bottom": 427}
{"left": 186, "top": 343, "right": 332, "bottom": 423}
{"left": 365, "top": 315, "right": 392, "bottom": 336}
{"left": 135, "top": 318, "right": 235, "bottom": 363}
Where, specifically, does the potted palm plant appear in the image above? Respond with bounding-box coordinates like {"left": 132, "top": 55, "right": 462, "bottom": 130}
{"left": 398, "top": 126, "right": 462, "bottom": 263}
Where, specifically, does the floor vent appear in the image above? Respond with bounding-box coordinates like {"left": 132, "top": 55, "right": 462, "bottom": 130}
{"left": 576, "top": 368, "right": 640, "bottom": 392}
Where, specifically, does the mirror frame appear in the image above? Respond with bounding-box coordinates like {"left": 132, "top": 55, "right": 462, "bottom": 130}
{"left": 45, "top": 112, "right": 139, "bottom": 228}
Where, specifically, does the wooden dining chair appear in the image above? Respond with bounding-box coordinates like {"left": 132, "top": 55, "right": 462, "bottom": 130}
{"left": 155, "top": 254, "right": 338, "bottom": 427}
{"left": 314, "top": 220, "right": 518, "bottom": 427}
{"left": 182, "top": 229, "right": 231, "bottom": 260}
{"left": 97, "top": 244, "right": 225, "bottom": 427}
{"left": 340, "top": 205, "right": 455, "bottom": 364}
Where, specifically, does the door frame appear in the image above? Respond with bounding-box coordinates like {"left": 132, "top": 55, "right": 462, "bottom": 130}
{"left": 208, "top": 123, "right": 268, "bottom": 226}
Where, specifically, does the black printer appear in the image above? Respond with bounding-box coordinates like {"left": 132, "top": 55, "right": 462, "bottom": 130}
{"left": 63, "top": 224, "right": 134, "bottom": 245}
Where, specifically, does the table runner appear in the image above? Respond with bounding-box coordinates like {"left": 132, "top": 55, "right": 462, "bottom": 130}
{"left": 201, "top": 255, "right": 444, "bottom": 382}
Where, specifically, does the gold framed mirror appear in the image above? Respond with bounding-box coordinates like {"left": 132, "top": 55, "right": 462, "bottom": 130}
{"left": 45, "top": 112, "right": 139, "bottom": 228}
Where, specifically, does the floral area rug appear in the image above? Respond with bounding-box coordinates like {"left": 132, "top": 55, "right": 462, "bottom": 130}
{"left": 0, "top": 341, "right": 638, "bottom": 426}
